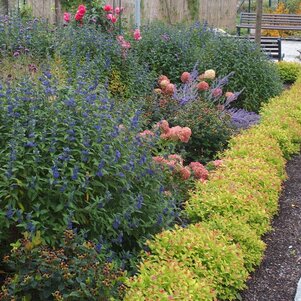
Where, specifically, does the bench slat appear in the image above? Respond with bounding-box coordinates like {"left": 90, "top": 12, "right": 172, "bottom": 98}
{"left": 241, "top": 12, "right": 301, "bottom": 17}
{"left": 238, "top": 12, "right": 301, "bottom": 35}
{"left": 234, "top": 36, "right": 282, "bottom": 61}
{"left": 239, "top": 24, "right": 301, "bottom": 30}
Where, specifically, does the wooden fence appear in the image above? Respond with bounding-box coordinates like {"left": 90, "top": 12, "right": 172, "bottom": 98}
{"left": 108, "top": 0, "right": 238, "bottom": 30}
{"left": 0, "top": 0, "right": 18, "bottom": 15}
{"left": 26, "top": 0, "right": 56, "bottom": 23}
{"left": 1, "top": 0, "right": 238, "bottom": 30}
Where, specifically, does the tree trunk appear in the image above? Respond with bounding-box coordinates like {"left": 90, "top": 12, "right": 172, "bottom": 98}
{"left": 255, "top": 0, "right": 263, "bottom": 45}
{"left": 55, "top": 0, "right": 61, "bottom": 24}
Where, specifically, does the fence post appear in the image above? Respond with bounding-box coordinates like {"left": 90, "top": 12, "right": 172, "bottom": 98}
{"left": 135, "top": 0, "right": 140, "bottom": 28}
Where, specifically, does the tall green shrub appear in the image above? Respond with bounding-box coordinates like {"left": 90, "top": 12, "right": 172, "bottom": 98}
{"left": 196, "top": 36, "right": 283, "bottom": 112}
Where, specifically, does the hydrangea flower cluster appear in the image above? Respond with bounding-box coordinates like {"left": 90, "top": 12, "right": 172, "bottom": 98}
{"left": 153, "top": 154, "right": 210, "bottom": 183}
{"left": 152, "top": 68, "right": 259, "bottom": 131}
{"left": 158, "top": 120, "right": 192, "bottom": 143}
{"left": 155, "top": 69, "right": 237, "bottom": 107}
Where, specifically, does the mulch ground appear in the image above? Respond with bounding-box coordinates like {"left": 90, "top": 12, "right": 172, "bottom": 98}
{"left": 240, "top": 152, "right": 301, "bottom": 301}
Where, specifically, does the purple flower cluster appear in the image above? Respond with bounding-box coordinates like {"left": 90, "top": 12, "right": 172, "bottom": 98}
{"left": 227, "top": 108, "right": 261, "bottom": 130}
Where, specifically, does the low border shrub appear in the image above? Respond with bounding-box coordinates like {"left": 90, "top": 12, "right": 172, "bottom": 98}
{"left": 124, "top": 74, "right": 301, "bottom": 300}
{"left": 276, "top": 61, "right": 301, "bottom": 84}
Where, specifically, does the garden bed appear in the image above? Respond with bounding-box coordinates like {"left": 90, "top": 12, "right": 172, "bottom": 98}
{"left": 0, "top": 4, "right": 300, "bottom": 300}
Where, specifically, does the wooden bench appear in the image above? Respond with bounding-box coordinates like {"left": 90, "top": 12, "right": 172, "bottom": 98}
{"left": 237, "top": 12, "right": 301, "bottom": 36}
{"left": 236, "top": 36, "right": 283, "bottom": 61}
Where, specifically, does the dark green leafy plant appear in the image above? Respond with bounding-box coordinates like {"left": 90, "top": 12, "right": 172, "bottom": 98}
{"left": 196, "top": 36, "right": 283, "bottom": 112}
{"left": 134, "top": 23, "right": 282, "bottom": 112}
{"left": 174, "top": 99, "right": 234, "bottom": 163}
{"left": 0, "top": 231, "right": 126, "bottom": 301}
{"left": 131, "top": 22, "right": 209, "bottom": 83}
{"left": 61, "top": 0, "right": 85, "bottom": 10}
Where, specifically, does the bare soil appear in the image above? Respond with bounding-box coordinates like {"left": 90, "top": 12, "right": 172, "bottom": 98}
{"left": 240, "top": 152, "right": 301, "bottom": 301}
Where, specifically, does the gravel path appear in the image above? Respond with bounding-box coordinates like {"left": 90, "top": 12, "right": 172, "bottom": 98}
{"left": 240, "top": 152, "right": 301, "bottom": 301}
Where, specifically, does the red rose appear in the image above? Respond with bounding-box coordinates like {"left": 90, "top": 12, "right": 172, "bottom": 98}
{"left": 103, "top": 4, "right": 113, "bottom": 12}
{"left": 75, "top": 12, "right": 84, "bottom": 21}
{"left": 77, "top": 4, "right": 86, "bottom": 14}
{"left": 75, "top": 4, "right": 86, "bottom": 21}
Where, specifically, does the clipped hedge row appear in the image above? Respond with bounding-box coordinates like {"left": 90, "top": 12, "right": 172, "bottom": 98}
{"left": 124, "top": 74, "right": 301, "bottom": 300}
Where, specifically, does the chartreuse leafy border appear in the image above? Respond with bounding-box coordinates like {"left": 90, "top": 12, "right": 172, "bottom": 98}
{"left": 124, "top": 73, "right": 301, "bottom": 300}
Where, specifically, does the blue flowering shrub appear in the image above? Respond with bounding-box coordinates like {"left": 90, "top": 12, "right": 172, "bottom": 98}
{"left": 0, "top": 15, "right": 54, "bottom": 59}
{"left": 0, "top": 71, "right": 180, "bottom": 259}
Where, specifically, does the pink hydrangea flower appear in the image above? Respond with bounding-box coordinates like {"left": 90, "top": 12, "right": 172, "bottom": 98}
{"left": 167, "top": 126, "right": 182, "bottom": 141}
{"left": 75, "top": 4, "right": 86, "bottom": 21}
{"left": 165, "top": 83, "right": 175, "bottom": 95}
{"left": 158, "top": 120, "right": 170, "bottom": 133}
{"left": 168, "top": 154, "right": 184, "bottom": 165}
{"left": 159, "top": 79, "right": 170, "bottom": 89}
{"left": 106, "top": 13, "right": 117, "bottom": 23}
{"left": 75, "top": 12, "right": 83, "bottom": 21}
{"left": 158, "top": 75, "right": 169, "bottom": 85}
{"left": 133, "top": 29, "right": 142, "bottom": 40}
{"left": 179, "top": 166, "right": 191, "bottom": 180}
{"left": 160, "top": 125, "right": 192, "bottom": 143}
{"left": 177, "top": 127, "right": 192, "bottom": 143}
{"left": 166, "top": 160, "right": 177, "bottom": 169}
{"left": 189, "top": 162, "right": 209, "bottom": 180}
{"left": 180, "top": 72, "right": 191, "bottom": 83}
{"left": 77, "top": 4, "right": 86, "bottom": 14}
{"left": 212, "top": 88, "right": 223, "bottom": 98}
{"left": 197, "top": 81, "right": 209, "bottom": 91}
{"left": 153, "top": 156, "right": 177, "bottom": 170}
{"left": 121, "top": 40, "right": 131, "bottom": 49}
{"left": 189, "top": 162, "right": 203, "bottom": 170}
{"left": 117, "top": 35, "right": 124, "bottom": 43}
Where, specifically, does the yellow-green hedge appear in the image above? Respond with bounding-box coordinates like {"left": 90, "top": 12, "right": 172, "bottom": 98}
{"left": 124, "top": 75, "right": 301, "bottom": 301}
